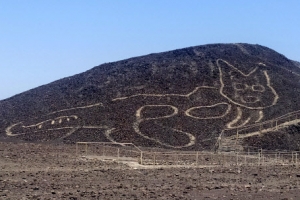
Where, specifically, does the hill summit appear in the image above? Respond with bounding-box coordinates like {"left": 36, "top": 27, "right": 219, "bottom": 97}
{"left": 1, "top": 43, "right": 300, "bottom": 151}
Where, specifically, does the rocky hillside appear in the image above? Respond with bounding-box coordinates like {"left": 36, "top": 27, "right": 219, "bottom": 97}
{"left": 1, "top": 43, "right": 300, "bottom": 151}
{"left": 293, "top": 60, "right": 300, "bottom": 68}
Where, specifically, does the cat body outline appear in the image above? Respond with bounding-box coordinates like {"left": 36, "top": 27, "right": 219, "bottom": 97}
{"left": 5, "top": 59, "right": 279, "bottom": 149}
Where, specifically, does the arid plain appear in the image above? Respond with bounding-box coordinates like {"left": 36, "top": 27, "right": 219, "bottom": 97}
{"left": 1, "top": 142, "right": 300, "bottom": 199}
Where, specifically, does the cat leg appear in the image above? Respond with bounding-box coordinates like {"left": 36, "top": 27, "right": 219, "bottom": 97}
{"left": 226, "top": 107, "right": 251, "bottom": 129}
{"left": 133, "top": 105, "right": 196, "bottom": 148}
{"left": 255, "top": 110, "right": 264, "bottom": 123}
{"left": 226, "top": 108, "right": 264, "bottom": 129}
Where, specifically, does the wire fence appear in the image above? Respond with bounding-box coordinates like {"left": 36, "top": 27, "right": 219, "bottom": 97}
{"left": 224, "top": 110, "right": 300, "bottom": 140}
{"left": 76, "top": 142, "right": 141, "bottom": 162}
{"left": 75, "top": 142, "right": 300, "bottom": 167}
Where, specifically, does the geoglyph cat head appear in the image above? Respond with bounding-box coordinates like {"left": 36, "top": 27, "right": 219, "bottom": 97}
{"left": 217, "top": 59, "right": 278, "bottom": 109}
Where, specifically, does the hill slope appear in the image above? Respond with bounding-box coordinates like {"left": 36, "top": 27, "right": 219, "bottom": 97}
{"left": 1, "top": 43, "right": 300, "bottom": 150}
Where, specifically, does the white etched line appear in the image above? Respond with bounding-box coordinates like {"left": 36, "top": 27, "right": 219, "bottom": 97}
{"left": 136, "top": 105, "right": 178, "bottom": 120}
{"left": 226, "top": 107, "right": 251, "bottom": 129}
{"left": 218, "top": 59, "right": 278, "bottom": 109}
{"left": 185, "top": 103, "right": 231, "bottom": 119}
{"left": 49, "top": 103, "right": 103, "bottom": 114}
{"left": 112, "top": 86, "right": 217, "bottom": 101}
{"left": 255, "top": 110, "right": 264, "bottom": 123}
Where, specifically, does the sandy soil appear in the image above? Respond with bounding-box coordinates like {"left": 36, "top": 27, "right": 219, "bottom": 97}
{"left": 0, "top": 142, "right": 300, "bottom": 199}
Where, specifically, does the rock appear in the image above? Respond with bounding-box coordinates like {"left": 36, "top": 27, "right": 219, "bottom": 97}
{"left": 33, "top": 186, "right": 39, "bottom": 190}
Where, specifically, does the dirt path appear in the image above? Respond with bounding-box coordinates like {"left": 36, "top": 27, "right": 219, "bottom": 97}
{"left": 236, "top": 118, "right": 300, "bottom": 139}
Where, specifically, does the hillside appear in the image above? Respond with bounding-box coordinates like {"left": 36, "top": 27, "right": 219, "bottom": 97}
{"left": 293, "top": 60, "right": 300, "bottom": 68}
{"left": 1, "top": 43, "right": 300, "bottom": 151}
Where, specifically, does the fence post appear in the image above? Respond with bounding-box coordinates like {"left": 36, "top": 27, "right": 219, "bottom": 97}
{"left": 154, "top": 152, "right": 156, "bottom": 165}
{"left": 271, "top": 120, "right": 273, "bottom": 128}
{"left": 76, "top": 143, "right": 78, "bottom": 159}
{"left": 296, "top": 153, "right": 298, "bottom": 167}
{"left": 117, "top": 148, "right": 120, "bottom": 163}
{"left": 196, "top": 152, "right": 199, "bottom": 166}
{"left": 260, "top": 124, "right": 262, "bottom": 132}
{"left": 235, "top": 129, "right": 239, "bottom": 145}
{"left": 261, "top": 149, "right": 263, "bottom": 166}
{"left": 140, "top": 151, "right": 143, "bottom": 165}
{"left": 279, "top": 152, "right": 281, "bottom": 165}
{"left": 85, "top": 143, "right": 88, "bottom": 156}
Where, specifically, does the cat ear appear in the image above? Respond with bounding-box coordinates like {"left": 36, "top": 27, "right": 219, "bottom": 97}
{"left": 250, "top": 63, "right": 270, "bottom": 81}
{"left": 217, "top": 59, "right": 264, "bottom": 78}
{"left": 254, "top": 65, "right": 270, "bottom": 86}
{"left": 255, "top": 63, "right": 269, "bottom": 72}
{"left": 217, "top": 59, "right": 245, "bottom": 80}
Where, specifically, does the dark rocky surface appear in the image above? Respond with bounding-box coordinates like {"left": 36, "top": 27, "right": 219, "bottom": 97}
{"left": 293, "top": 60, "right": 300, "bottom": 68}
{"left": 1, "top": 43, "right": 300, "bottom": 150}
{"left": 0, "top": 142, "right": 300, "bottom": 200}
{"left": 243, "top": 123, "right": 300, "bottom": 150}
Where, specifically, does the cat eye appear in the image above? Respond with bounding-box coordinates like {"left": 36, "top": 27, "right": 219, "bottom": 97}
{"left": 252, "top": 85, "right": 265, "bottom": 92}
{"left": 233, "top": 83, "right": 247, "bottom": 90}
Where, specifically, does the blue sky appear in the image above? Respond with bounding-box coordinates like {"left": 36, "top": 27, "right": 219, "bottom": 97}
{"left": 0, "top": 0, "right": 299, "bottom": 100}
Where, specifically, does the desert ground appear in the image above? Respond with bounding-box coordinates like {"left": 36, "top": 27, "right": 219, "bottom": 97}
{"left": 0, "top": 142, "right": 300, "bottom": 200}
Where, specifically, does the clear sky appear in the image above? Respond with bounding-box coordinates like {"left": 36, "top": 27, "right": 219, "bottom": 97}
{"left": 0, "top": 0, "right": 299, "bottom": 100}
